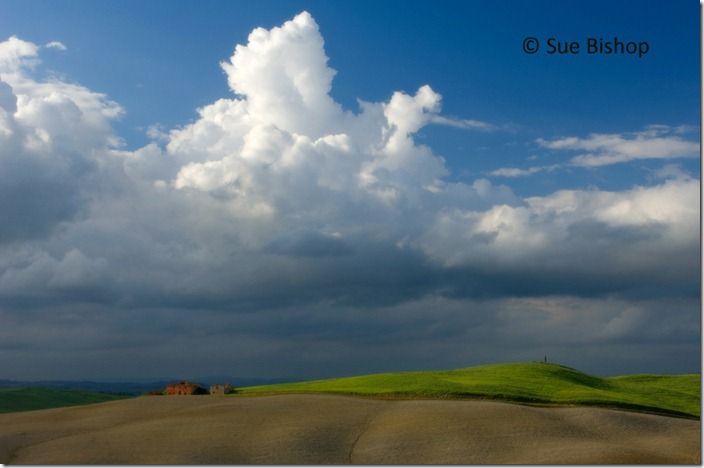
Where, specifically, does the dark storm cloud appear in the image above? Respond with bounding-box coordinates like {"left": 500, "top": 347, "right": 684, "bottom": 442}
{"left": 0, "top": 295, "right": 698, "bottom": 380}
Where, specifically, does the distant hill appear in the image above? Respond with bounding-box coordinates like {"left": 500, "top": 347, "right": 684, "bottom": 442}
{"left": 237, "top": 362, "right": 701, "bottom": 418}
{"left": 0, "top": 377, "right": 294, "bottom": 395}
{"left": 0, "top": 379, "right": 170, "bottom": 395}
{"left": 0, "top": 387, "right": 132, "bottom": 413}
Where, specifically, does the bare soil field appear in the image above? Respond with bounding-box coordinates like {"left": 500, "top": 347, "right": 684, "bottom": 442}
{"left": 0, "top": 394, "right": 699, "bottom": 464}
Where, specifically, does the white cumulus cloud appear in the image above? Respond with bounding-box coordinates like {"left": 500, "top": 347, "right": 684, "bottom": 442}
{"left": 537, "top": 126, "right": 699, "bottom": 167}
{"left": 0, "top": 14, "right": 698, "bottom": 326}
{"left": 45, "top": 41, "right": 67, "bottom": 51}
{"left": 0, "top": 35, "right": 123, "bottom": 242}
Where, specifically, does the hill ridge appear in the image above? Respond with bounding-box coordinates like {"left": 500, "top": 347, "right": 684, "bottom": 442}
{"left": 236, "top": 361, "right": 700, "bottom": 418}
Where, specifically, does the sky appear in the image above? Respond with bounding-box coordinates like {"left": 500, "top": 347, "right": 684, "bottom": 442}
{"left": 0, "top": 0, "right": 699, "bottom": 381}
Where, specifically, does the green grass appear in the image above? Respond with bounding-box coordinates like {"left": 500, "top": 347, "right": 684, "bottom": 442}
{"left": 236, "top": 362, "right": 701, "bottom": 418}
{"left": 0, "top": 387, "right": 133, "bottom": 413}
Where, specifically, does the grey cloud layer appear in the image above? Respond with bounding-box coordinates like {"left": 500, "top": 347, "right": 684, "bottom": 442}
{"left": 0, "top": 295, "right": 697, "bottom": 380}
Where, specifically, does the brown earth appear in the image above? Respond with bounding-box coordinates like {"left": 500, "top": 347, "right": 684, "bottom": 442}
{"left": 0, "top": 394, "right": 699, "bottom": 464}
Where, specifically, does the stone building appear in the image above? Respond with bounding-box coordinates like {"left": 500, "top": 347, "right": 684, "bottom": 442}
{"left": 164, "top": 381, "right": 208, "bottom": 395}
{"left": 209, "top": 384, "right": 234, "bottom": 395}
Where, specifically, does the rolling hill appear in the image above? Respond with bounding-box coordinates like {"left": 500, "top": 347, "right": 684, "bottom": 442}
{"left": 0, "top": 387, "right": 133, "bottom": 413}
{"left": 236, "top": 362, "right": 700, "bottom": 417}
{"left": 1, "top": 395, "right": 699, "bottom": 464}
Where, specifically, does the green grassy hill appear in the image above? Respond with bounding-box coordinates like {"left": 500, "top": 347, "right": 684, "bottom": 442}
{"left": 236, "top": 362, "right": 700, "bottom": 418}
{"left": 0, "top": 387, "right": 132, "bottom": 413}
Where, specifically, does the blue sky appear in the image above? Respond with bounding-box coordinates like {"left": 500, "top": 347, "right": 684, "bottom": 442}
{"left": 0, "top": 1, "right": 699, "bottom": 380}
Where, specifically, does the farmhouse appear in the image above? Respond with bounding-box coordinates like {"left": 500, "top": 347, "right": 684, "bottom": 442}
{"left": 164, "top": 381, "right": 208, "bottom": 395}
{"left": 209, "top": 384, "right": 234, "bottom": 395}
